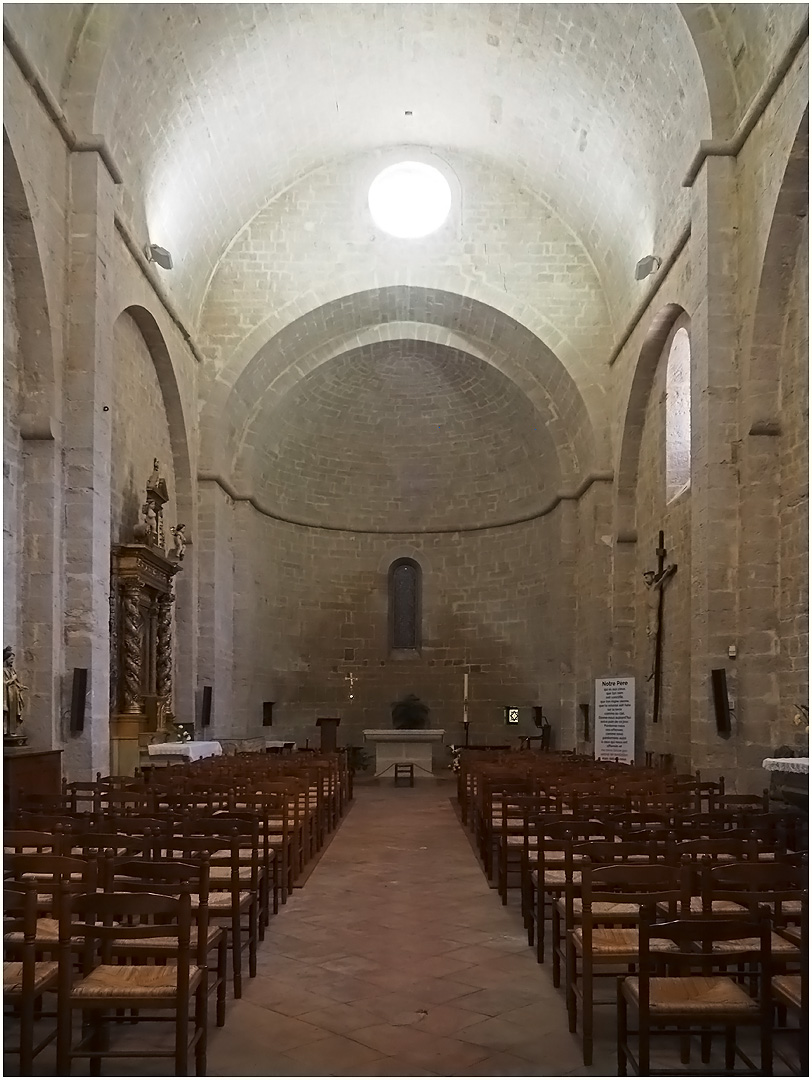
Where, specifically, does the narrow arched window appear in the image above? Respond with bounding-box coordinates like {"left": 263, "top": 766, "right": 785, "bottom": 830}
{"left": 665, "top": 325, "right": 691, "bottom": 502}
{"left": 389, "top": 558, "right": 421, "bottom": 651}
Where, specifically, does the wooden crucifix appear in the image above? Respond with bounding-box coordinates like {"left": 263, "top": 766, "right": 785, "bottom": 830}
{"left": 643, "top": 530, "right": 677, "bottom": 725}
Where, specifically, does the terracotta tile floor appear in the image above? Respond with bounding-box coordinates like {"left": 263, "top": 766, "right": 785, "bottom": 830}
{"left": 3, "top": 782, "right": 612, "bottom": 1075}
{"left": 205, "top": 779, "right": 613, "bottom": 1076}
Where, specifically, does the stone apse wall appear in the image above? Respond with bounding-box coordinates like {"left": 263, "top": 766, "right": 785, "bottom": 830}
{"left": 229, "top": 513, "right": 561, "bottom": 753}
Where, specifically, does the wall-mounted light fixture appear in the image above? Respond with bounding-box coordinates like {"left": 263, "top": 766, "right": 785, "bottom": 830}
{"left": 144, "top": 243, "right": 173, "bottom": 270}
{"left": 504, "top": 706, "right": 520, "bottom": 725}
{"left": 635, "top": 254, "right": 661, "bottom": 281}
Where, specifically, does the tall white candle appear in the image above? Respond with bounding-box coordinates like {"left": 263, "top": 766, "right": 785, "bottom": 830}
{"left": 463, "top": 672, "right": 469, "bottom": 702}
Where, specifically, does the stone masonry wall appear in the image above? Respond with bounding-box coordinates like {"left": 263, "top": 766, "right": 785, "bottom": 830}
{"left": 110, "top": 311, "right": 176, "bottom": 545}
{"left": 230, "top": 504, "right": 564, "bottom": 758}
{"left": 634, "top": 327, "right": 692, "bottom": 772}
{"left": 778, "top": 224, "right": 809, "bottom": 747}
{"left": 239, "top": 342, "right": 561, "bottom": 532}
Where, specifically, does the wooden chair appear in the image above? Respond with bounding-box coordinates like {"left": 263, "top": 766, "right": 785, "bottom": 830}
{"left": 4, "top": 828, "right": 68, "bottom": 858}
{"left": 496, "top": 791, "right": 558, "bottom": 904}
{"left": 533, "top": 819, "right": 613, "bottom": 965}
{"left": 104, "top": 856, "right": 229, "bottom": 1029}
{"left": 520, "top": 809, "right": 566, "bottom": 946}
{"left": 164, "top": 831, "right": 259, "bottom": 999}
{"left": 3, "top": 882, "right": 60, "bottom": 1074}
{"left": 772, "top": 900, "right": 807, "bottom": 1076}
{"left": 699, "top": 861, "right": 805, "bottom": 969}
{"left": 57, "top": 890, "right": 207, "bottom": 1076}
{"left": 566, "top": 860, "right": 688, "bottom": 1066}
{"left": 3, "top": 853, "right": 99, "bottom": 952}
{"left": 213, "top": 801, "right": 280, "bottom": 922}
{"left": 552, "top": 838, "right": 668, "bottom": 989}
{"left": 617, "top": 906, "right": 773, "bottom": 1076}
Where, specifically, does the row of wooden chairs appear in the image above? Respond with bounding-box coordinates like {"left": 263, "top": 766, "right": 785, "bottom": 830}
{"left": 4, "top": 749, "right": 351, "bottom": 1075}
{"left": 457, "top": 751, "right": 808, "bottom": 1073}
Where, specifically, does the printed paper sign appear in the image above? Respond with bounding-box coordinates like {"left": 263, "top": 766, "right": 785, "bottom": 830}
{"left": 595, "top": 678, "right": 635, "bottom": 764}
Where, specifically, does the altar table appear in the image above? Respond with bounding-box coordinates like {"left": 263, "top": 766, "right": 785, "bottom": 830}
{"left": 147, "top": 740, "right": 223, "bottom": 763}
{"left": 363, "top": 729, "right": 445, "bottom": 778}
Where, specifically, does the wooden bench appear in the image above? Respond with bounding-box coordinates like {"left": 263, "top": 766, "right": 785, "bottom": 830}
{"left": 393, "top": 763, "right": 415, "bottom": 787}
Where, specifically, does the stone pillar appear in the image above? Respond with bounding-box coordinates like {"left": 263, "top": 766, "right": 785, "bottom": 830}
{"left": 556, "top": 499, "right": 578, "bottom": 749}
{"left": 197, "top": 479, "right": 235, "bottom": 737}
{"left": 19, "top": 427, "right": 63, "bottom": 751}
{"left": 575, "top": 482, "right": 613, "bottom": 726}
{"left": 60, "top": 152, "right": 116, "bottom": 780}
{"left": 688, "top": 156, "right": 744, "bottom": 786}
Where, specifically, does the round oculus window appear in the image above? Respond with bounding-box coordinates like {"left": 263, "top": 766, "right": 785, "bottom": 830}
{"left": 368, "top": 161, "right": 452, "bottom": 239}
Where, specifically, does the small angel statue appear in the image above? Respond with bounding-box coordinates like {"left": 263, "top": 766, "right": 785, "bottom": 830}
{"left": 170, "top": 524, "right": 187, "bottom": 561}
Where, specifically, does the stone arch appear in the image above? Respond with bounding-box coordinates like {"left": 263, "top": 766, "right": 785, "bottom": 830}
{"left": 738, "top": 105, "right": 808, "bottom": 754}
{"left": 60, "top": 5, "right": 123, "bottom": 136}
{"left": 745, "top": 107, "right": 809, "bottom": 432}
{"left": 678, "top": 4, "right": 738, "bottom": 139}
{"left": 202, "top": 287, "right": 600, "bottom": 501}
{"left": 615, "top": 305, "right": 688, "bottom": 542}
{"left": 3, "top": 126, "right": 61, "bottom": 749}
{"left": 110, "top": 304, "right": 196, "bottom": 727}
{"left": 118, "top": 304, "right": 193, "bottom": 525}
{"left": 2, "top": 128, "right": 58, "bottom": 432}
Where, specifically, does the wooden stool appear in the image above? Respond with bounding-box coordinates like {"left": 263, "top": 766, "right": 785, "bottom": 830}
{"left": 393, "top": 763, "right": 415, "bottom": 787}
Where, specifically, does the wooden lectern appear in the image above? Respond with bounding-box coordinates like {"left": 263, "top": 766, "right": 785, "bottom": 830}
{"left": 316, "top": 717, "right": 341, "bottom": 753}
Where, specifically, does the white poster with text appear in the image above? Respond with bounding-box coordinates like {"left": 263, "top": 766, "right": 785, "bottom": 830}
{"left": 595, "top": 678, "right": 635, "bottom": 764}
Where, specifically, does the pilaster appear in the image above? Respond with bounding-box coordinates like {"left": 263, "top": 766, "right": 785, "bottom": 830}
{"left": 60, "top": 152, "right": 116, "bottom": 779}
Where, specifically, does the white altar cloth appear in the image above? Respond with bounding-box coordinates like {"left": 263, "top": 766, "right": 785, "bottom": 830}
{"left": 363, "top": 729, "right": 445, "bottom": 778}
{"left": 148, "top": 740, "right": 222, "bottom": 762}
{"left": 762, "top": 756, "right": 809, "bottom": 774}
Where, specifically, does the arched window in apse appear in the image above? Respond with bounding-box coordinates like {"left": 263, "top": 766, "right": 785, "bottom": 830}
{"left": 665, "top": 326, "right": 691, "bottom": 502}
{"left": 389, "top": 559, "right": 421, "bottom": 650}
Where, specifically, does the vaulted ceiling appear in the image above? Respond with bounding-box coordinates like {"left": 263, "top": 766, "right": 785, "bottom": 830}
{"left": 5, "top": 3, "right": 805, "bottom": 502}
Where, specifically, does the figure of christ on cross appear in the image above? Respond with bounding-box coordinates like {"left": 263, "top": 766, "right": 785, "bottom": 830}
{"left": 643, "top": 531, "right": 677, "bottom": 725}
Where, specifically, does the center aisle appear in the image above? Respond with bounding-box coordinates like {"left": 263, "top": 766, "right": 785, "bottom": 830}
{"left": 208, "top": 780, "right": 608, "bottom": 1077}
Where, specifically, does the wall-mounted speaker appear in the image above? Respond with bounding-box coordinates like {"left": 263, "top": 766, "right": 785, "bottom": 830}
{"left": 578, "top": 702, "right": 590, "bottom": 741}
{"left": 70, "top": 668, "right": 88, "bottom": 734}
{"left": 262, "top": 701, "right": 274, "bottom": 727}
{"left": 201, "top": 685, "right": 213, "bottom": 729}
{"left": 710, "top": 668, "right": 731, "bottom": 735}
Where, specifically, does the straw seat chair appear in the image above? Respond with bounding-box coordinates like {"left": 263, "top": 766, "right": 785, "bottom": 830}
{"left": 566, "top": 860, "right": 689, "bottom": 1066}
{"left": 4, "top": 854, "right": 99, "bottom": 955}
{"left": 3, "top": 882, "right": 60, "bottom": 1075}
{"left": 164, "top": 832, "right": 259, "bottom": 999}
{"left": 57, "top": 890, "right": 207, "bottom": 1076}
{"left": 552, "top": 838, "right": 668, "bottom": 988}
{"left": 617, "top": 907, "right": 774, "bottom": 1076}
{"left": 105, "top": 855, "right": 229, "bottom": 1029}
{"left": 771, "top": 908, "right": 807, "bottom": 1080}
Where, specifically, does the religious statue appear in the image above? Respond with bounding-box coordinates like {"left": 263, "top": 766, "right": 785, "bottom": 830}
{"left": 143, "top": 501, "right": 158, "bottom": 544}
{"left": 170, "top": 524, "right": 187, "bottom": 561}
{"left": 643, "top": 563, "right": 677, "bottom": 680}
{"left": 133, "top": 459, "right": 169, "bottom": 549}
{"left": 3, "top": 646, "right": 28, "bottom": 742}
{"left": 148, "top": 458, "right": 161, "bottom": 492}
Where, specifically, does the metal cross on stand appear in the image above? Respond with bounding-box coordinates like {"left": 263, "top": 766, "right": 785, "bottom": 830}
{"left": 643, "top": 530, "right": 677, "bottom": 725}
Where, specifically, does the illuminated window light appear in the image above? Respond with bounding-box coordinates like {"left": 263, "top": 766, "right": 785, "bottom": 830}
{"left": 368, "top": 161, "right": 451, "bottom": 239}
